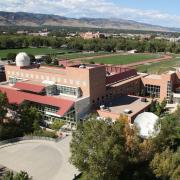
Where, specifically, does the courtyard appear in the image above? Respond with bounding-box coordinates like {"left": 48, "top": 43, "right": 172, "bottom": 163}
{"left": 0, "top": 136, "right": 78, "bottom": 180}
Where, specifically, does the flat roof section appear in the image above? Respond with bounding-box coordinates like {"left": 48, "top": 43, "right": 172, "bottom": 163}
{"left": 143, "top": 74, "right": 161, "bottom": 80}
{"left": 31, "top": 66, "right": 66, "bottom": 75}
{"left": 106, "top": 95, "right": 151, "bottom": 118}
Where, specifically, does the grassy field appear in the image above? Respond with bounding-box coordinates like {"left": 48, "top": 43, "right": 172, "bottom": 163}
{"left": 57, "top": 51, "right": 109, "bottom": 59}
{"left": 136, "top": 54, "right": 180, "bottom": 74}
{"left": 0, "top": 48, "right": 109, "bottom": 59}
{"left": 83, "top": 54, "right": 160, "bottom": 65}
{"left": 0, "top": 47, "right": 63, "bottom": 58}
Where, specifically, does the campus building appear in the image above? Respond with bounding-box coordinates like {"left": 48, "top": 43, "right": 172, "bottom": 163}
{"left": 79, "top": 32, "right": 105, "bottom": 39}
{"left": 0, "top": 53, "right": 145, "bottom": 125}
{"left": 141, "top": 70, "right": 180, "bottom": 103}
{"left": 0, "top": 52, "right": 180, "bottom": 125}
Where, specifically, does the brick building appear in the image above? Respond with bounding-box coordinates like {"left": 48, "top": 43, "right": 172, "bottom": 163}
{"left": 0, "top": 53, "right": 180, "bottom": 126}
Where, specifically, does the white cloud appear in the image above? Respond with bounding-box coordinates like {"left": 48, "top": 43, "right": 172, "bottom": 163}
{"left": 0, "top": 0, "right": 180, "bottom": 27}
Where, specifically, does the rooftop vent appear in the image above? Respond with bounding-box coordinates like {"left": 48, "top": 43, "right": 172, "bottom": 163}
{"left": 100, "top": 105, "right": 105, "bottom": 110}
{"left": 123, "top": 109, "right": 132, "bottom": 114}
{"left": 79, "top": 64, "right": 86, "bottom": 68}
{"left": 141, "top": 97, "right": 147, "bottom": 102}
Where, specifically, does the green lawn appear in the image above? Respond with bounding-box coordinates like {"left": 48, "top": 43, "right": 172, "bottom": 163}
{"left": 0, "top": 48, "right": 109, "bottom": 59}
{"left": 0, "top": 47, "right": 62, "bottom": 58}
{"left": 136, "top": 54, "right": 180, "bottom": 74}
{"left": 57, "top": 51, "right": 110, "bottom": 59}
{"left": 83, "top": 54, "right": 160, "bottom": 65}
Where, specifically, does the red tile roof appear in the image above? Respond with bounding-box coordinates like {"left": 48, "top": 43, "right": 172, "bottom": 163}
{"left": 0, "top": 87, "right": 74, "bottom": 116}
{"left": 14, "top": 82, "right": 45, "bottom": 93}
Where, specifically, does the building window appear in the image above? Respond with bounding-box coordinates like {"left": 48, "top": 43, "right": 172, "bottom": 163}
{"left": 9, "top": 77, "right": 22, "bottom": 85}
{"left": 56, "top": 85, "right": 81, "bottom": 97}
{"left": 145, "top": 84, "right": 160, "bottom": 98}
{"left": 167, "top": 81, "right": 173, "bottom": 103}
{"left": 57, "top": 85, "right": 76, "bottom": 96}
{"left": 46, "top": 85, "right": 56, "bottom": 96}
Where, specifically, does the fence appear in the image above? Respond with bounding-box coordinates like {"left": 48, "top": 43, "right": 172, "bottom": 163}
{"left": 0, "top": 135, "right": 64, "bottom": 146}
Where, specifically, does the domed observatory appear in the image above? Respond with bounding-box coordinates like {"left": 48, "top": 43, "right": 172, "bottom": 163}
{"left": 15, "top": 52, "right": 30, "bottom": 67}
{"left": 134, "top": 112, "right": 160, "bottom": 139}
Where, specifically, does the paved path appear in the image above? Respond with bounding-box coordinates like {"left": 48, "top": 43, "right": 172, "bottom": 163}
{"left": 0, "top": 136, "right": 78, "bottom": 180}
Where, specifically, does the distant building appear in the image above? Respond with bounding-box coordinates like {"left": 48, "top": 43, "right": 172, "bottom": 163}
{"left": 80, "top": 32, "right": 105, "bottom": 39}
{"left": 28, "top": 32, "right": 50, "bottom": 37}
{"left": 128, "top": 49, "right": 138, "bottom": 54}
{"left": 16, "top": 31, "right": 28, "bottom": 35}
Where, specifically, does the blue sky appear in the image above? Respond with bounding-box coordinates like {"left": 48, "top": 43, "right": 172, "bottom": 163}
{"left": 113, "top": 0, "right": 180, "bottom": 15}
{"left": 0, "top": 0, "right": 180, "bottom": 28}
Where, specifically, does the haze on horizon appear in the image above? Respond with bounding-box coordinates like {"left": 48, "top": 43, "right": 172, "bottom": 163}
{"left": 0, "top": 0, "right": 180, "bottom": 28}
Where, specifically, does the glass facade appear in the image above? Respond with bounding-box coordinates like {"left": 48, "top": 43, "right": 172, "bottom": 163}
{"left": 46, "top": 85, "right": 57, "bottom": 96}
{"left": 45, "top": 84, "right": 81, "bottom": 98}
{"left": 34, "top": 102, "right": 76, "bottom": 124}
{"left": 167, "top": 81, "right": 173, "bottom": 103}
{"left": 145, "top": 84, "right": 160, "bottom": 98}
{"left": 9, "top": 77, "right": 22, "bottom": 85}
{"left": 56, "top": 85, "right": 77, "bottom": 96}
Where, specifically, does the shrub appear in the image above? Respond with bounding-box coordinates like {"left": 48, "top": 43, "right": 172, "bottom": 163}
{"left": 32, "top": 129, "right": 58, "bottom": 138}
{"left": 50, "top": 119, "right": 65, "bottom": 131}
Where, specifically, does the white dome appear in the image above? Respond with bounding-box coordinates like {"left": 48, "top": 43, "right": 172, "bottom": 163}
{"left": 15, "top": 52, "right": 30, "bottom": 67}
{"left": 134, "top": 112, "right": 160, "bottom": 139}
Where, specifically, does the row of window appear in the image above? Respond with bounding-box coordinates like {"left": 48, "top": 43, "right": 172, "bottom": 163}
{"left": 9, "top": 77, "right": 22, "bottom": 85}
{"left": 46, "top": 85, "right": 81, "bottom": 97}
{"left": 8, "top": 77, "right": 82, "bottom": 98}
{"left": 36, "top": 104, "right": 59, "bottom": 114}
{"left": 57, "top": 85, "right": 77, "bottom": 96}
{"left": 145, "top": 84, "right": 160, "bottom": 98}
{"left": 167, "top": 81, "right": 173, "bottom": 103}
{"left": 7, "top": 72, "right": 87, "bottom": 87}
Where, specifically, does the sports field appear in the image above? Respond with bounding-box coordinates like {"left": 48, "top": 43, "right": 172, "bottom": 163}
{"left": 84, "top": 54, "right": 160, "bottom": 65}
{"left": 136, "top": 54, "right": 180, "bottom": 74}
{"left": 57, "top": 51, "right": 109, "bottom": 59}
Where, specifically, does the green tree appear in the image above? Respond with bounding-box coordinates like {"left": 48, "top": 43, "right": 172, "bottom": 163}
{"left": 70, "top": 119, "right": 127, "bottom": 180}
{"left": 0, "top": 121, "right": 22, "bottom": 140}
{"left": 153, "top": 107, "right": 180, "bottom": 151}
{"left": 28, "top": 54, "right": 36, "bottom": 64}
{"left": 53, "top": 59, "right": 59, "bottom": 66}
{"left": 19, "top": 105, "right": 41, "bottom": 134}
{"left": 150, "top": 148, "right": 180, "bottom": 180}
{"left": 0, "top": 92, "right": 8, "bottom": 123}
{"left": 7, "top": 53, "right": 17, "bottom": 61}
{"left": 44, "top": 55, "right": 52, "bottom": 64}
{"left": 50, "top": 119, "right": 64, "bottom": 131}
{"left": 2, "top": 171, "right": 32, "bottom": 180}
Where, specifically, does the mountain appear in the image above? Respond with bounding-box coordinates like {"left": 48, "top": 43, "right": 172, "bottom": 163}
{"left": 0, "top": 11, "right": 178, "bottom": 32}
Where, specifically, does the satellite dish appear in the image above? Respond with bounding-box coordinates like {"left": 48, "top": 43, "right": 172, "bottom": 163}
{"left": 134, "top": 112, "right": 160, "bottom": 139}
